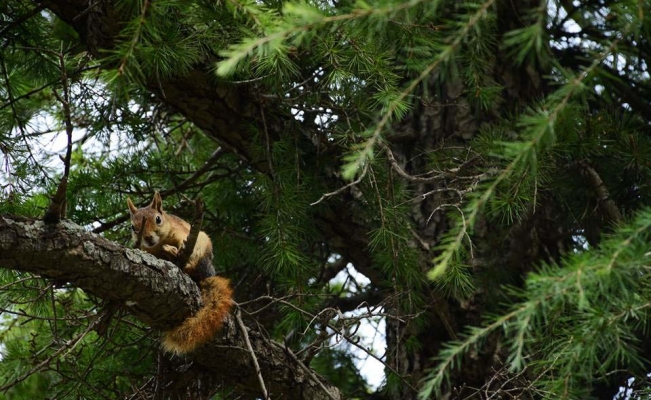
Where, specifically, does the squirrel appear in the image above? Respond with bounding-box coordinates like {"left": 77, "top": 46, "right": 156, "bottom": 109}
{"left": 127, "top": 191, "right": 233, "bottom": 354}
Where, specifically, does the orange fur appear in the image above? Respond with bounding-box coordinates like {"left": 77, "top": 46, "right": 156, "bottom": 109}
{"left": 127, "top": 192, "right": 232, "bottom": 354}
{"left": 161, "top": 276, "right": 233, "bottom": 354}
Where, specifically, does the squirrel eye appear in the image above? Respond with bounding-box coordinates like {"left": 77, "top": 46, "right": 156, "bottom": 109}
{"left": 131, "top": 225, "right": 137, "bottom": 232}
{"left": 155, "top": 215, "right": 162, "bottom": 225}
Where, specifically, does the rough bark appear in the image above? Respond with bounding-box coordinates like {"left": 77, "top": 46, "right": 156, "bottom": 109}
{"left": 0, "top": 215, "right": 342, "bottom": 400}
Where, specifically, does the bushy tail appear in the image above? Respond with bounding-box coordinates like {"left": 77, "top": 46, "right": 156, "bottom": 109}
{"left": 162, "top": 276, "right": 233, "bottom": 354}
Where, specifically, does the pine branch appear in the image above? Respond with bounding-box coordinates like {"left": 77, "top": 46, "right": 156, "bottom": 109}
{"left": 429, "top": 29, "right": 629, "bottom": 279}
{"left": 216, "top": 0, "right": 428, "bottom": 77}
{"left": 117, "top": 0, "right": 151, "bottom": 77}
{"left": 422, "top": 208, "right": 651, "bottom": 398}
{"left": 419, "top": 299, "right": 540, "bottom": 399}
{"left": 341, "top": 0, "right": 496, "bottom": 180}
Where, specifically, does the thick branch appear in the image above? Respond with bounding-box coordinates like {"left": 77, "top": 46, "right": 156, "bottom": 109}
{"left": 0, "top": 215, "right": 342, "bottom": 400}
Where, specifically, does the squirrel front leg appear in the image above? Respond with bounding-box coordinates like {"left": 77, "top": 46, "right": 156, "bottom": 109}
{"left": 161, "top": 244, "right": 180, "bottom": 259}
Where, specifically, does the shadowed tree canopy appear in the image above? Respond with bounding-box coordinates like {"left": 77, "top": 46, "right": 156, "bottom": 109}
{"left": 1, "top": 0, "right": 651, "bottom": 399}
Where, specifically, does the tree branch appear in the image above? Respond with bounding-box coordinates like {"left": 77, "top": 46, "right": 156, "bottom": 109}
{"left": 176, "top": 197, "right": 205, "bottom": 271}
{"left": 44, "top": 51, "right": 74, "bottom": 224}
{"left": 0, "top": 215, "right": 342, "bottom": 400}
{"left": 573, "top": 160, "right": 623, "bottom": 226}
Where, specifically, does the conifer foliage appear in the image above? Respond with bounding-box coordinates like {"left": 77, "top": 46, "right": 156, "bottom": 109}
{"left": 1, "top": 0, "right": 651, "bottom": 398}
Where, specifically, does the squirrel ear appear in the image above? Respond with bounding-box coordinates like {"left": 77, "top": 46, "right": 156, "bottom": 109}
{"left": 127, "top": 198, "right": 138, "bottom": 215}
{"left": 151, "top": 191, "right": 164, "bottom": 213}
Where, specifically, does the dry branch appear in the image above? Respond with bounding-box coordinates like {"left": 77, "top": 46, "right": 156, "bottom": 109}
{"left": 176, "top": 197, "right": 204, "bottom": 270}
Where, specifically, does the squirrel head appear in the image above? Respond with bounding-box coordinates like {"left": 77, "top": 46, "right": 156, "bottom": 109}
{"left": 127, "top": 191, "right": 168, "bottom": 249}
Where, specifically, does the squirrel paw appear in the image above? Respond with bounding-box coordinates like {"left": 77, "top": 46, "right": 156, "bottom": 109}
{"left": 162, "top": 244, "right": 179, "bottom": 258}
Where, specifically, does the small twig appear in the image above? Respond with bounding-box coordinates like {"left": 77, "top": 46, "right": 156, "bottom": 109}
{"left": 50, "top": 286, "right": 58, "bottom": 340}
{"left": 229, "top": 74, "right": 271, "bottom": 84}
{"left": 385, "top": 145, "right": 480, "bottom": 184}
{"left": 0, "top": 65, "right": 98, "bottom": 113}
{"left": 259, "top": 100, "right": 275, "bottom": 177}
{"left": 269, "top": 341, "right": 338, "bottom": 400}
{"left": 385, "top": 145, "right": 443, "bottom": 183}
{"left": 0, "top": 276, "right": 39, "bottom": 290}
{"left": 573, "top": 160, "right": 623, "bottom": 225}
{"left": 176, "top": 197, "right": 204, "bottom": 269}
{"left": 154, "top": 348, "right": 164, "bottom": 400}
{"left": 235, "top": 308, "right": 270, "bottom": 400}
{"left": 339, "top": 328, "right": 419, "bottom": 393}
{"left": 126, "top": 377, "right": 155, "bottom": 400}
{"left": 310, "top": 164, "right": 368, "bottom": 206}
{"left": 135, "top": 216, "right": 146, "bottom": 249}
{"left": 44, "top": 50, "right": 74, "bottom": 224}
{"left": 174, "top": 148, "right": 225, "bottom": 192}
{"left": 72, "top": 0, "right": 103, "bottom": 21}
{"left": 240, "top": 293, "right": 418, "bottom": 392}
{"left": 0, "top": 307, "right": 90, "bottom": 322}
